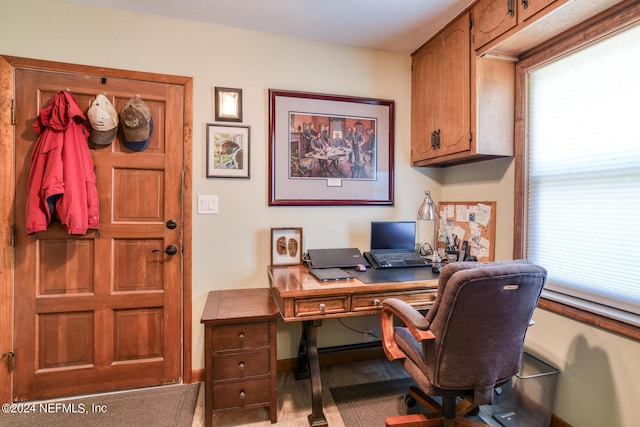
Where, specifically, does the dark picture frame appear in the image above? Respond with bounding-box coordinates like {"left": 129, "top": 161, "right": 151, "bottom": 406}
{"left": 214, "top": 87, "right": 243, "bottom": 122}
{"left": 268, "top": 89, "right": 394, "bottom": 206}
{"left": 206, "top": 123, "right": 250, "bottom": 178}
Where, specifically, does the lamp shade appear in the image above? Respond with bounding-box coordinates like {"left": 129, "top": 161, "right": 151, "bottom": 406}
{"left": 417, "top": 191, "right": 438, "bottom": 221}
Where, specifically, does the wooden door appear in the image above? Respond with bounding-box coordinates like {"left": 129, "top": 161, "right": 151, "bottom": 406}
{"left": 12, "top": 68, "right": 184, "bottom": 401}
{"left": 518, "top": 0, "right": 558, "bottom": 23}
{"left": 438, "top": 13, "right": 471, "bottom": 157}
{"left": 411, "top": 40, "right": 438, "bottom": 163}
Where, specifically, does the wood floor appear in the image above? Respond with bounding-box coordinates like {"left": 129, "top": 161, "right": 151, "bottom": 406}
{"left": 191, "top": 357, "right": 408, "bottom": 427}
{"left": 190, "top": 357, "right": 502, "bottom": 427}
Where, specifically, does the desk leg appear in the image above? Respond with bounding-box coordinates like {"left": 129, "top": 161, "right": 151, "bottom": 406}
{"left": 306, "top": 319, "right": 327, "bottom": 427}
{"left": 295, "top": 321, "right": 310, "bottom": 380}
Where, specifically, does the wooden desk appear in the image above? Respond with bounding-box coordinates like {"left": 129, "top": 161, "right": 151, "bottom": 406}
{"left": 268, "top": 265, "right": 439, "bottom": 427}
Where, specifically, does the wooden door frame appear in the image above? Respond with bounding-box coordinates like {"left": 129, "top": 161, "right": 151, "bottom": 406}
{"left": 0, "top": 56, "right": 193, "bottom": 403}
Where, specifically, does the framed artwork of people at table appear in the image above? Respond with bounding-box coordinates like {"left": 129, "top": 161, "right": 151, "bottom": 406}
{"left": 268, "top": 89, "right": 394, "bottom": 206}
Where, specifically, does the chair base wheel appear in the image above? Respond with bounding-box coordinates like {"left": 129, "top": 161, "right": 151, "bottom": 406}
{"left": 404, "top": 394, "right": 417, "bottom": 408}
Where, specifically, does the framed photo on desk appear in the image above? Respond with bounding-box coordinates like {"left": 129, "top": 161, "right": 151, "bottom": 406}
{"left": 270, "top": 227, "right": 303, "bottom": 266}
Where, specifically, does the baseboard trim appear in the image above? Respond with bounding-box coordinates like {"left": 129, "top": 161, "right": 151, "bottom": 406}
{"left": 277, "top": 342, "right": 384, "bottom": 372}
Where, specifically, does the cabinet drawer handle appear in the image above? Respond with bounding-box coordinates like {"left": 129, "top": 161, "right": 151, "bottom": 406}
{"left": 239, "top": 391, "right": 246, "bottom": 400}
{"left": 319, "top": 303, "right": 326, "bottom": 313}
{"left": 238, "top": 333, "right": 245, "bottom": 342}
{"left": 238, "top": 362, "right": 245, "bottom": 371}
{"left": 374, "top": 299, "right": 381, "bottom": 306}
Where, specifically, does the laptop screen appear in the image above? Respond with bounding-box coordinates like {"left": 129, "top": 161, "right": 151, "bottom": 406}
{"left": 370, "top": 221, "right": 416, "bottom": 251}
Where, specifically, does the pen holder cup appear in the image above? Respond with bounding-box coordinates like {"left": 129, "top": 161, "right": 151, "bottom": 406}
{"left": 446, "top": 251, "right": 459, "bottom": 262}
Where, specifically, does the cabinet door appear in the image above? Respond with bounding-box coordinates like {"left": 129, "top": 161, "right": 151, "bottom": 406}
{"left": 518, "top": 0, "right": 557, "bottom": 23}
{"left": 473, "top": 0, "right": 517, "bottom": 49}
{"left": 411, "top": 40, "right": 439, "bottom": 163}
{"left": 438, "top": 13, "right": 471, "bottom": 157}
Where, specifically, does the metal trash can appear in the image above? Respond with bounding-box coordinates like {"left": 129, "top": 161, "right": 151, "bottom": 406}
{"left": 491, "top": 352, "right": 560, "bottom": 427}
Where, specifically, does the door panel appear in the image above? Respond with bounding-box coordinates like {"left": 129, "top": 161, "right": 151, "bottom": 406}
{"left": 13, "top": 69, "right": 184, "bottom": 401}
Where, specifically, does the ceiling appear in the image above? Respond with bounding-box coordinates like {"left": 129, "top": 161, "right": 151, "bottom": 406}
{"left": 68, "top": 0, "right": 474, "bottom": 54}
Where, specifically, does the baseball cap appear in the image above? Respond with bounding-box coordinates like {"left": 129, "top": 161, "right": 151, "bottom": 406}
{"left": 87, "top": 93, "right": 118, "bottom": 146}
{"left": 120, "top": 95, "right": 153, "bottom": 151}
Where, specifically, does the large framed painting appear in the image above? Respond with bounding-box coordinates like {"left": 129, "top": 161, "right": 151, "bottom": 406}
{"left": 268, "top": 89, "right": 394, "bottom": 206}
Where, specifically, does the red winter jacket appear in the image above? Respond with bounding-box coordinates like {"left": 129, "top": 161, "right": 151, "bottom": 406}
{"left": 26, "top": 90, "right": 99, "bottom": 235}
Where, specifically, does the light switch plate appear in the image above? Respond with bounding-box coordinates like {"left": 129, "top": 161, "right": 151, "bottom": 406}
{"left": 198, "top": 195, "right": 218, "bottom": 215}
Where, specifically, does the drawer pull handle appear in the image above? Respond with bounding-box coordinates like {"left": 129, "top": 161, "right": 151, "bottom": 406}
{"left": 238, "top": 362, "right": 245, "bottom": 370}
{"left": 238, "top": 333, "right": 245, "bottom": 342}
{"left": 374, "top": 299, "right": 381, "bottom": 306}
{"left": 319, "top": 303, "right": 326, "bottom": 313}
{"left": 239, "top": 391, "right": 246, "bottom": 400}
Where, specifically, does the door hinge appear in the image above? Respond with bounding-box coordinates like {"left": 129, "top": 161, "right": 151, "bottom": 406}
{"left": 11, "top": 224, "right": 16, "bottom": 247}
{"left": 2, "top": 351, "right": 14, "bottom": 372}
{"left": 11, "top": 99, "right": 16, "bottom": 125}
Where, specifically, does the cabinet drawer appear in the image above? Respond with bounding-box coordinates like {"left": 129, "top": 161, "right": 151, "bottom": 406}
{"left": 211, "top": 322, "right": 270, "bottom": 351}
{"left": 213, "top": 378, "right": 271, "bottom": 410}
{"left": 295, "top": 296, "right": 348, "bottom": 317}
{"left": 212, "top": 349, "right": 270, "bottom": 381}
{"left": 352, "top": 291, "right": 437, "bottom": 312}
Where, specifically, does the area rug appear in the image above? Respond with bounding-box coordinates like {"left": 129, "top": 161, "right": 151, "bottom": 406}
{"left": 330, "top": 377, "right": 423, "bottom": 427}
{"left": 0, "top": 383, "right": 199, "bottom": 427}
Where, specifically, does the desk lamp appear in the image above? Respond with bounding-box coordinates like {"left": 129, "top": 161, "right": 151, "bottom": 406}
{"left": 417, "top": 190, "right": 442, "bottom": 262}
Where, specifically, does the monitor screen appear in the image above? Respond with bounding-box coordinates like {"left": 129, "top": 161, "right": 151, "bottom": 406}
{"left": 370, "top": 221, "right": 416, "bottom": 251}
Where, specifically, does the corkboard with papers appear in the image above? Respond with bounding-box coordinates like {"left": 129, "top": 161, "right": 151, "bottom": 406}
{"left": 436, "top": 201, "right": 496, "bottom": 262}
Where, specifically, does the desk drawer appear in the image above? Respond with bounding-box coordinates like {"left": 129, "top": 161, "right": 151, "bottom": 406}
{"left": 352, "top": 290, "right": 437, "bottom": 312}
{"left": 295, "top": 296, "right": 348, "bottom": 317}
{"left": 213, "top": 378, "right": 271, "bottom": 410}
{"left": 211, "top": 322, "right": 270, "bottom": 351}
{"left": 212, "top": 349, "right": 270, "bottom": 381}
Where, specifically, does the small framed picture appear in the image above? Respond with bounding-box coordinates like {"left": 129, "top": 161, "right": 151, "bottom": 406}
{"left": 271, "top": 227, "right": 303, "bottom": 266}
{"left": 206, "top": 123, "right": 250, "bottom": 178}
{"left": 215, "top": 87, "right": 242, "bottom": 122}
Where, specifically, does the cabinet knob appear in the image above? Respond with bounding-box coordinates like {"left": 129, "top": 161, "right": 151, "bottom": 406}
{"left": 239, "top": 391, "right": 246, "bottom": 400}
{"left": 238, "top": 362, "right": 245, "bottom": 371}
{"left": 238, "top": 333, "right": 245, "bottom": 342}
{"left": 374, "top": 299, "right": 381, "bottom": 306}
{"left": 319, "top": 303, "right": 326, "bottom": 313}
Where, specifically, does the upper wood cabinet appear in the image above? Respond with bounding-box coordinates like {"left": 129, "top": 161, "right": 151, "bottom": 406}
{"left": 472, "top": 0, "right": 558, "bottom": 50}
{"left": 473, "top": 0, "right": 625, "bottom": 56}
{"left": 411, "top": 13, "right": 471, "bottom": 165}
{"left": 411, "top": 12, "right": 514, "bottom": 167}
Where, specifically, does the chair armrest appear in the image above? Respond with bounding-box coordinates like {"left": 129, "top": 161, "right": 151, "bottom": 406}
{"left": 380, "top": 298, "right": 435, "bottom": 361}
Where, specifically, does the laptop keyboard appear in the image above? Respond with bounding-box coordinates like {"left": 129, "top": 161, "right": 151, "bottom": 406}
{"left": 372, "top": 251, "right": 427, "bottom": 266}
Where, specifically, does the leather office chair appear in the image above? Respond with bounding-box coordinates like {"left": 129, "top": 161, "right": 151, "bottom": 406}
{"left": 380, "top": 260, "right": 547, "bottom": 427}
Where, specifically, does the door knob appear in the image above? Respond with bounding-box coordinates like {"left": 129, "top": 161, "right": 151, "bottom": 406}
{"left": 152, "top": 245, "right": 178, "bottom": 255}
{"left": 166, "top": 219, "right": 178, "bottom": 229}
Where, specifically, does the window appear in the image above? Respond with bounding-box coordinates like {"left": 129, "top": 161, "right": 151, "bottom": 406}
{"left": 515, "top": 7, "right": 640, "bottom": 339}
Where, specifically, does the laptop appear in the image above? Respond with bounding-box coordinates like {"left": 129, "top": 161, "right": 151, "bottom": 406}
{"left": 309, "top": 267, "right": 354, "bottom": 282}
{"left": 307, "top": 248, "right": 367, "bottom": 269}
{"left": 364, "top": 221, "right": 431, "bottom": 269}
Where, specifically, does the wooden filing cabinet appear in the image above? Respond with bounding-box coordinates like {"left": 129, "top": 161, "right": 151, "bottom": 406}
{"left": 201, "top": 289, "right": 278, "bottom": 426}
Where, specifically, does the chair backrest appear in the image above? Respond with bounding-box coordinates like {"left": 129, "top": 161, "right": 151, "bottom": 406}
{"left": 423, "top": 260, "right": 547, "bottom": 404}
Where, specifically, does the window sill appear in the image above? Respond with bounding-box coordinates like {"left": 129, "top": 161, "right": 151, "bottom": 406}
{"left": 538, "top": 295, "right": 640, "bottom": 342}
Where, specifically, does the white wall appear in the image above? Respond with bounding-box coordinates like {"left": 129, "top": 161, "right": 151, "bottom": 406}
{"left": 0, "top": 0, "right": 441, "bottom": 367}
{"left": 2, "top": 1, "right": 638, "bottom": 426}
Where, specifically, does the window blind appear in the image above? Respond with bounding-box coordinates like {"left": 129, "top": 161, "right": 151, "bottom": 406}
{"left": 527, "top": 24, "right": 640, "bottom": 320}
